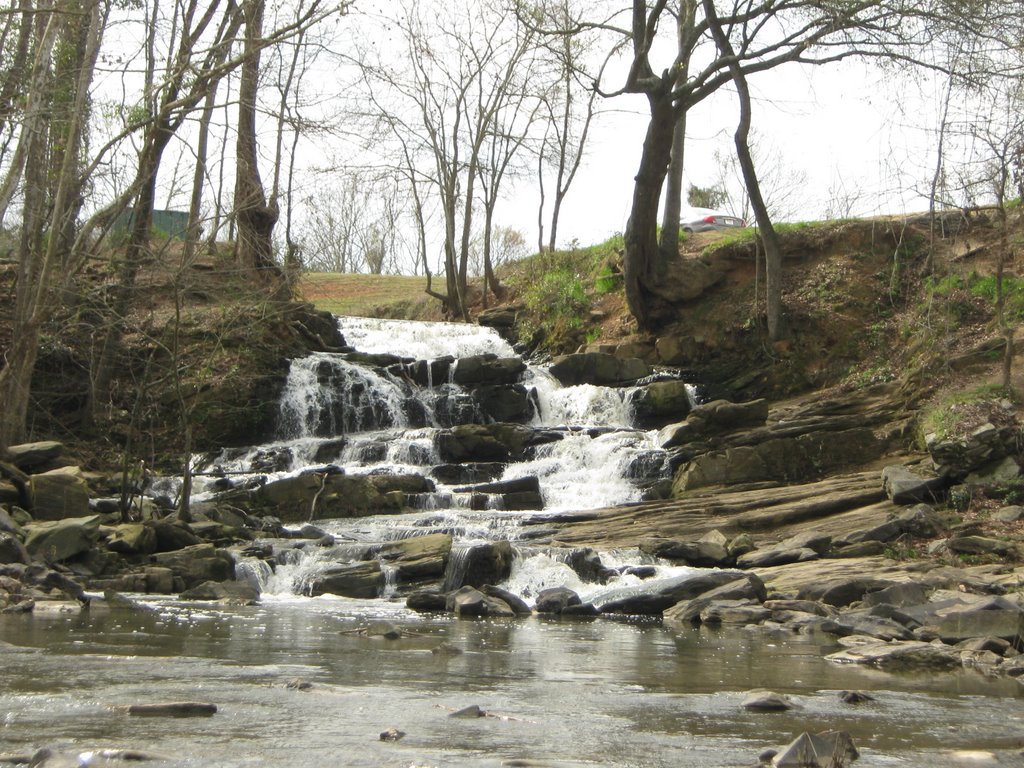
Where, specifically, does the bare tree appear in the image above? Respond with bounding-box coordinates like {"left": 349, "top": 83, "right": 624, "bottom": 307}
{"left": 583, "top": 0, "right": 1024, "bottom": 332}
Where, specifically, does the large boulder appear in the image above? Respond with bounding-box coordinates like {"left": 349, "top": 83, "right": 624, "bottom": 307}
{"left": 442, "top": 541, "right": 514, "bottom": 590}
{"left": 106, "top": 524, "right": 158, "bottom": 556}
{"left": 375, "top": 533, "right": 452, "bottom": 579}
{"left": 7, "top": 441, "right": 65, "bottom": 472}
{"left": 629, "top": 381, "right": 693, "bottom": 429}
{"left": 452, "top": 355, "right": 526, "bottom": 386}
{"left": 548, "top": 353, "right": 651, "bottom": 387}
{"left": 472, "top": 384, "right": 533, "bottom": 423}
{"left": 881, "top": 465, "right": 949, "bottom": 504}
{"left": 436, "top": 423, "right": 537, "bottom": 463}
{"left": 306, "top": 561, "right": 382, "bottom": 598}
{"left": 253, "top": 470, "right": 433, "bottom": 523}
{"left": 24, "top": 515, "right": 102, "bottom": 562}
{"left": 29, "top": 466, "right": 90, "bottom": 521}
{"left": 445, "top": 585, "right": 515, "bottom": 617}
{"left": 151, "top": 543, "right": 234, "bottom": 590}
{"left": 0, "top": 532, "right": 30, "bottom": 565}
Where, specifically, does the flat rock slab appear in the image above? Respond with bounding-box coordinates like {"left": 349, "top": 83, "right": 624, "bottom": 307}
{"left": 826, "top": 641, "right": 961, "bottom": 669}
{"left": 125, "top": 702, "right": 218, "bottom": 717}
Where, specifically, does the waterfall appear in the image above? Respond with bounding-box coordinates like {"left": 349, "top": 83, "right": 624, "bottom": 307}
{"left": 199, "top": 316, "right": 680, "bottom": 600}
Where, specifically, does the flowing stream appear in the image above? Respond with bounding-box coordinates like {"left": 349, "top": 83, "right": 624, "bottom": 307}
{"left": 1, "top": 316, "right": 1021, "bottom": 767}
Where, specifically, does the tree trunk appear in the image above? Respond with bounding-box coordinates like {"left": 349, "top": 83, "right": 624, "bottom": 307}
{"left": 623, "top": 89, "right": 676, "bottom": 331}
{"left": 704, "top": 0, "right": 785, "bottom": 340}
{"left": 659, "top": 1, "right": 695, "bottom": 258}
{"left": 234, "top": 0, "right": 281, "bottom": 282}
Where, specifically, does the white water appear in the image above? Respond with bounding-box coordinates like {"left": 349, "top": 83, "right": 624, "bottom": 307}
{"left": 199, "top": 316, "right": 674, "bottom": 599}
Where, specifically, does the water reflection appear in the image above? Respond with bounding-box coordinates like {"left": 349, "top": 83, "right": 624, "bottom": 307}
{"left": 0, "top": 601, "right": 1021, "bottom": 767}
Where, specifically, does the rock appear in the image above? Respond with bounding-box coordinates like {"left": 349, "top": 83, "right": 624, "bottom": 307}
{"left": 23, "top": 515, "right": 102, "bottom": 562}
{"left": 450, "top": 704, "right": 486, "bottom": 718}
{"left": 819, "top": 612, "right": 916, "bottom": 641}
{"left": 741, "top": 690, "right": 796, "bottom": 712}
{"left": 406, "top": 588, "right": 448, "bottom": 613}
{"left": 106, "top": 524, "right": 158, "bottom": 556}
{"left": 548, "top": 352, "right": 652, "bottom": 387}
{"left": 379, "top": 727, "right": 405, "bottom": 742}
{"left": 7, "top": 441, "right": 64, "bottom": 471}
{"left": 965, "top": 455, "right": 1022, "bottom": 487}
{"left": 179, "top": 580, "right": 260, "bottom": 602}
{"left": 150, "top": 521, "right": 204, "bottom": 552}
{"left": 451, "top": 355, "right": 526, "bottom": 386}
{"left": 126, "top": 702, "right": 217, "bottom": 717}
{"left": 925, "top": 593, "right": 1024, "bottom": 642}
{"left": 101, "top": 590, "right": 158, "bottom": 613}
{"left": 442, "top": 541, "right": 514, "bottom": 590}
{"left": 436, "top": 423, "right": 535, "bottom": 463}
{"left": 881, "top": 465, "right": 948, "bottom": 504}
{"left": 430, "top": 463, "right": 505, "bottom": 485}
{"left": 642, "top": 538, "right": 731, "bottom": 567}
{"left": 764, "top": 599, "right": 836, "bottom": 617}
{"left": 699, "top": 601, "right": 771, "bottom": 626}
{"left": 253, "top": 471, "right": 433, "bottom": 522}
{"left": 737, "top": 547, "right": 819, "bottom": 569}
{"left": 947, "top": 535, "right": 1018, "bottom": 557}
{"left": 728, "top": 533, "right": 757, "bottom": 557}
{"left": 306, "top": 561, "right": 382, "bottom": 599}
{"left": 535, "top": 586, "right": 582, "bottom": 614}
{"left": 375, "top": 533, "right": 452, "bottom": 579}
{"left": 659, "top": 398, "right": 769, "bottom": 447}
{"left": 838, "top": 690, "right": 875, "bottom": 704}
{"left": 955, "top": 636, "right": 1012, "bottom": 655}
{"left": 664, "top": 574, "right": 767, "bottom": 624}
{"left": 472, "top": 384, "right": 533, "bottom": 423}
{"left": 778, "top": 530, "right": 833, "bottom": 555}
{"left": 431, "top": 641, "right": 463, "bottom": 656}
{"left": 445, "top": 585, "right": 514, "bottom": 617}
{"left": 994, "top": 505, "right": 1024, "bottom": 522}
{"left": 831, "top": 540, "right": 887, "bottom": 558}
{"left": 597, "top": 570, "right": 752, "bottom": 615}
{"left": 285, "top": 679, "right": 313, "bottom": 690}
{"left": 674, "top": 428, "right": 882, "bottom": 490}
{"left": 797, "top": 577, "right": 899, "bottom": 608}
{"left": 0, "top": 507, "right": 22, "bottom": 536}
{"left": 771, "top": 731, "right": 858, "bottom": 767}
{"left": 826, "top": 640, "right": 961, "bottom": 669}
{"left": 861, "top": 582, "right": 929, "bottom": 608}
{"left": 152, "top": 543, "right": 234, "bottom": 590}
{"left": 28, "top": 467, "right": 90, "bottom": 521}
{"left": 836, "top": 504, "right": 945, "bottom": 546}
{"left": 482, "top": 584, "right": 532, "bottom": 615}
{"left": 453, "top": 476, "right": 544, "bottom": 511}
{"left": 0, "top": 533, "right": 30, "bottom": 565}
{"left": 630, "top": 381, "right": 693, "bottom": 429}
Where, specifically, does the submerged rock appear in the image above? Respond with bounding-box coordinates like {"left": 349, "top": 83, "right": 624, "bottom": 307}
{"left": 125, "top": 702, "right": 217, "bottom": 717}
{"left": 741, "top": 690, "right": 797, "bottom": 712}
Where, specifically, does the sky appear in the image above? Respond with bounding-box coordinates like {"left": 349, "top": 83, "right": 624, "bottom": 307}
{"left": 503, "top": 58, "right": 948, "bottom": 247}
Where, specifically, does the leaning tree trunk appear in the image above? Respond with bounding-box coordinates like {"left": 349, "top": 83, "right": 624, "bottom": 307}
{"left": 623, "top": 88, "right": 676, "bottom": 331}
{"left": 234, "top": 0, "right": 281, "bottom": 283}
{"left": 704, "top": 0, "right": 785, "bottom": 340}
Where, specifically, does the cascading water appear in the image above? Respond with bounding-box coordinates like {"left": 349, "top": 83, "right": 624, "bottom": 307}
{"left": 204, "top": 315, "right": 687, "bottom": 603}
